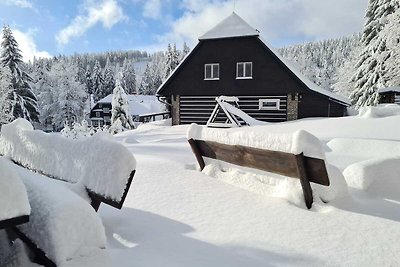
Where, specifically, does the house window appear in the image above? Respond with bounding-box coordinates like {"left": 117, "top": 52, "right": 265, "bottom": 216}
{"left": 103, "top": 108, "right": 110, "bottom": 113}
{"left": 259, "top": 99, "right": 280, "bottom": 110}
{"left": 104, "top": 116, "right": 111, "bottom": 122}
{"left": 204, "top": 63, "right": 219, "bottom": 80}
{"left": 99, "top": 103, "right": 103, "bottom": 108}
{"left": 237, "top": 62, "right": 252, "bottom": 79}
{"left": 95, "top": 112, "right": 100, "bottom": 117}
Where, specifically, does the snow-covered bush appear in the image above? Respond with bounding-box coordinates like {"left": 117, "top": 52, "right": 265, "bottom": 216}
{"left": 61, "top": 120, "right": 99, "bottom": 139}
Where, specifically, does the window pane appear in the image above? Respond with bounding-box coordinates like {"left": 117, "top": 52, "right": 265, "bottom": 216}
{"left": 205, "top": 65, "right": 212, "bottom": 79}
{"left": 213, "top": 64, "right": 219, "bottom": 78}
{"left": 237, "top": 63, "right": 244, "bottom": 77}
{"left": 245, "top": 63, "right": 252, "bottom": 77}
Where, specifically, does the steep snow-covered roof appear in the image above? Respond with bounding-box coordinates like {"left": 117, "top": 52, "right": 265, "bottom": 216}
{"left": 199, "top": 12, "right": 259, "bottom": 40}
{"left": 96, "top": 95, "right": 165, "bottom": 116}
{"left": 378, "top": 86, "right": 400, "bottom": 93}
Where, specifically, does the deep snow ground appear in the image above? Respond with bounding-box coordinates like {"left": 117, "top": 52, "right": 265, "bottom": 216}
{"left": 63, "top": 114, "right": 400, "bottom": 267}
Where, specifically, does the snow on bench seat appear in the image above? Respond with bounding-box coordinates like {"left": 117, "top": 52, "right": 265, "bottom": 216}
{"left": 3, "top": 159, "right": 106, "bottom": 266}
{"left": 0, "top": 119, "right": 136, "bottom": 203}
{"left": 187, "top": 124, "right": 347, "bottom": 207}
{"left": 0, "top": 158, "right": 30, "bottom": 228}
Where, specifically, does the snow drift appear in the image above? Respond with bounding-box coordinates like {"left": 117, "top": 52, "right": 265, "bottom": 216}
{"left": 0, "top": 119, "right": 136, "bottom": 201}
{"left": 358, "top": 104, "right": 400, "bottom": 118}
{"left": 343, "top": 157, "right": 400, "bottom": 197}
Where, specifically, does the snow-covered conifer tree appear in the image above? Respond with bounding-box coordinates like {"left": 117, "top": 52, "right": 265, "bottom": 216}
{"left": 182, "top": 42, "right": 190, "bottom": 59}
{"left": 350, "top": 0, "right": 400, "bottom": 108}
{"left": 0, "top": 65, "right": 14, "bottom": 124}
{"left": 110, "top": 73, "right": 134, "bottom": 134}
{"left": 381, "top": 8, "right": 400, "bottom": 87}
{"left": 1, "top": 25, "right": 39, "bottom": 122}
{"left": 102, "top": 57, "right": 115, "bottom": 97}
{"left": 91, "top": 60, "right": 104, "bottom": 101}
{"left": 121, "top": 58, "right": 136, "bottom": 94}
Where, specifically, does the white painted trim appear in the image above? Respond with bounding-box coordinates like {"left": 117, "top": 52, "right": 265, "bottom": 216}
{"left": 236, "top": 62, "right": 252, "bottom": 79}
{"left": 259, "top": 99, "right": 280, "bottom": 110}
{"left": 204, "top": 63, "right": 220, "bottom": 80}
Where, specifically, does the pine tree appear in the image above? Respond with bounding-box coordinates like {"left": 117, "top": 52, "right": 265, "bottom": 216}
{"left": 381, "top": 8, "right": 400, "bottom": 87}
{"left": 1, "top": 25, "right": 39, "bottom": 122}
{"left": 102, "top": 57, "right": 115, "bottom": 97}
{"left": 350, "top": 0, "right": 400, "bottom": 108}
{"left": 91, "top": 60, "right": 104, "bottom": 102}
{"left": 110, "top": 73, "right": 134, "bottom": 134}
{"left": 139, "top": 63, "right": 152, "bottom": 95}
{"left": 0, "top": 65, "right": 14, "bottom": 124}
{"left": 182, "top": 42, "right": 190, "bottom": 59}
{"left": 121, "top": 58, "right": 136, "bottom": 94}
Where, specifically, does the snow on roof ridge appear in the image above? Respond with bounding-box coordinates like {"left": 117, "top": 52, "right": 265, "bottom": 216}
{"left": 199, "top": 12, "right": 259, "bottom": 40}
{"left": 258, "top": 37, "right": 350, "bottom": 105}
{"left": 378, "top": 86, "right": 400, "bottom": 93}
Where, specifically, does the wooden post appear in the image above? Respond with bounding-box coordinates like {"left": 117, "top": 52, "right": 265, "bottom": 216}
{"left": 188, "top": 139, "right": 205, "bottom": 170}
{"left": 295, "top": 153, "right": 313, "bottom": 209}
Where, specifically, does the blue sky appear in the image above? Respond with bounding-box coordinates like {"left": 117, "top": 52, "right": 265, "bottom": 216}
{"left": 0, "top": 0, "right": 368, "bottom": 62}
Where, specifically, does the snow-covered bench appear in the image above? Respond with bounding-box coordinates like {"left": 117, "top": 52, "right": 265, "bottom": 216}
{"left": 187, "top": 124, "right": 332, "bottom": 209}
{"left": 0, "top": 158, "right": 30, "bottom": 230}
{"left": 0, "top": 119, "right": 136, "bottom": 266}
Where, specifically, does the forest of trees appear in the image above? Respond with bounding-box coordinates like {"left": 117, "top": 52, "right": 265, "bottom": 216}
{"left": 0, "top": 0, "right": 399, "bottom": 131}
{"left": 0, "top": 28, "right": 190, "bottom": 130}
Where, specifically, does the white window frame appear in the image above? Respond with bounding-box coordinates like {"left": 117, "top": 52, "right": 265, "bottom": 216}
{"left": 204, "top": 63, "right": 220, "bottom": 80}
{"left": 95, "top": 111, "right": 101, "bottom": 117}
{"left": 259, "top": 99, "right": 280, "bottom": 110}
{"left": 236, "top": 62, "right": 253, "bottom": 79}
{"left": 103, "top": 107, "right": 110, "bottom": 113}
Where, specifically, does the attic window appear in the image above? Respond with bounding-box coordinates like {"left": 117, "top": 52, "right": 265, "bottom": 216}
{"left": 259, "top": 99, "right": 280, "bottom": 110}
{"left": 237, "top": 62, "right": 252, "bottom": 79}
{"left": 205, "top": 63, "right": 219, "bottom": 80}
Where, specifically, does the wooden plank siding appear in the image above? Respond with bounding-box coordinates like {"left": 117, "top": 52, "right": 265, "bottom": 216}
{"left": 179, "top": 95, "right": 287, "bottom": 124}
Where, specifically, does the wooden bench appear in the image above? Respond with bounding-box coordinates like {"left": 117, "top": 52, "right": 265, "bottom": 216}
{"left": 0, "top": 119, "right": 136, "bottom": 266}
{"left": 188, "top": 138, "right": 330, "bottom": 209}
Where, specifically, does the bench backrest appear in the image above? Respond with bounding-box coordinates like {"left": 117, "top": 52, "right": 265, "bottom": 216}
{"left": 188, "top": 138, "right": 330, "bottom": 209}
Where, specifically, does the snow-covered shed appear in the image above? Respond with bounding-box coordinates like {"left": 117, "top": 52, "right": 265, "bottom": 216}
{"left": 156, "top": 13, "right": 350, "bottom": 125}
{"left": 378, "top": 87, "right": 400, "bottom": 105}
{"left": 90, "top": 94, "right": 165, "bottom": 127}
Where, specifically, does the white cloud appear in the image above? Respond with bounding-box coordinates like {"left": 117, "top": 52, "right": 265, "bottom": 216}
{"left": 143, "top": 0, "right": 163, "bottom": 19}
{"left": 3, "top": 0, "right": 34, "bottom": 9}
{"left": 1, "top": 29, "right": 51, "bottom": 62}
{"left": 56, "top": 0, "right": 127, "bottom": 46}
{"left": 160, "top": 0, "right": 368, "bottom": 48}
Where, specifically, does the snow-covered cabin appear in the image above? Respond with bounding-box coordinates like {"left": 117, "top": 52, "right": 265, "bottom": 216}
{"left": 156, "top": 13, "right": 350, "bottom": 125}
{"left": 90, "top": 95, "right": 165, "bottom": 127}
{"left": 378, "top": 87, "right": 400, "bottom": 105}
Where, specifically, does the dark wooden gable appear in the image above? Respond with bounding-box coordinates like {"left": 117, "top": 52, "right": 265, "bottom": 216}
{"left": 158, "top": 36, "right": 312, "bottom": 96}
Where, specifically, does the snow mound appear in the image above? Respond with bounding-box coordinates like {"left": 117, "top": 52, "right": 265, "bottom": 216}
{"left": 202, "top": 159, "right": 347, "bottom": 209}
{"left": 358, "top": 104, "right": 400, "bottom": 118}
{"left": 1, "top": 119, "right": 136, "bottom": 201}
{"left": 0, "top": 158, "right": 30, "bottom": 221}
{"left": 343, "top": 157, "right": 400, "bottom": 197}
{"left": 10, "top": 162, "right": 106, "bottom": 265}
{"left": 187, "top": 123, "right": 325, "bottom": 159}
